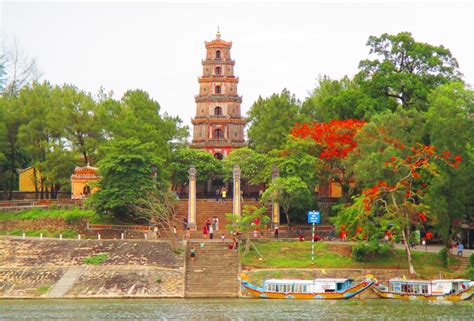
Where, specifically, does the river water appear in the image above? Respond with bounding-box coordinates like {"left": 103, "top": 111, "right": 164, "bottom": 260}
{"left": 1, "top": 299, "right": 473, "bottom": 320}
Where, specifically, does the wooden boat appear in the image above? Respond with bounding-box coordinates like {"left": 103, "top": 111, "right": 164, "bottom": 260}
{"left": 240, "top": 274, "right": 375, "bottom": 299}
{"left": 372, "top": 278, "right": 474, "bottom": 301}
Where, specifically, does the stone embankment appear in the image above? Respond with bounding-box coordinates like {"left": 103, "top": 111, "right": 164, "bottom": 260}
{"left": 0, "top": 238, "right": 184, "bottom": 298}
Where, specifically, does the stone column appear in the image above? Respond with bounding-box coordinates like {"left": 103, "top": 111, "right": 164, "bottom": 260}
{"left": 233, "top": 164, "right": 241, "bottom": 219}
{"left": 271, "top": 165, "right": 280, "bottom": 229}
{"left": 188, "top": 166, "right": 197, "bottom": 230}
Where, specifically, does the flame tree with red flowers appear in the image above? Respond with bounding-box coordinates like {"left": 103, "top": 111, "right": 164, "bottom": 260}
{"left": 339, "top": 143, "right": 461, "bottom": 275}
{"left": 291, "top": 119, "right": 366, "bottom": 203}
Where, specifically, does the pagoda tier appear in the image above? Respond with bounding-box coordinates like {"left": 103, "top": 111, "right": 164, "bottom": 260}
{"left": 190, "top": 30, "right": 247, "bottom": 159}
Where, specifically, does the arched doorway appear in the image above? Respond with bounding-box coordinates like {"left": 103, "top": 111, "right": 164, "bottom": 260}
{"left": 214, "top": 153, "right": 223, "bottom": 160}
{"left": 214, "top": 106, "right": 222, "bottom": 116}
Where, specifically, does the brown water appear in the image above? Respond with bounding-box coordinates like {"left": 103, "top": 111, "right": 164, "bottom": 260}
{"left": 0, "top": 298, "right": 473, "bottom": 320}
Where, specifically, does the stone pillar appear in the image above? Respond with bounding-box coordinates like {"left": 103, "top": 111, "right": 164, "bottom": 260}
{"left": 233, "top": 164, "right": 241, "bottom": 219}
{"left": 271, "top": 165, "right": 280, "bottom": 229}
{"left": 188, "top": 166, "right": 197, "bottom": 230}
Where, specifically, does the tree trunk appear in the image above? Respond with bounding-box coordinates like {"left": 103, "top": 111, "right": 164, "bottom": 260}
{"left": 33, "top": 167, "right": 39, "bottom": 199}
{"left": 8, "top": 143, "right": 16, "bottom": 200}
{"left": 244, "top": 233, "right": 250, "bottom": 255}
{"left": 401, "top": 229, "right": 415, "bottom": 276}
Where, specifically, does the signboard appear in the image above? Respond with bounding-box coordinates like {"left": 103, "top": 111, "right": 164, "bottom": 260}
{"left": 307, "top": 210, "right": 320, "bottom": 224}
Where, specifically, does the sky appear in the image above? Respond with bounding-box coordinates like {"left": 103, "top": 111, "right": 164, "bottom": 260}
{"left": 1, "top": 1, "right": 473, "bottom": 131}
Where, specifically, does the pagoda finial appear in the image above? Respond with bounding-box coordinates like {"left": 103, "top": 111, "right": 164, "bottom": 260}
{"left": 216, "top": 26, "right": 221, "bottom": 40}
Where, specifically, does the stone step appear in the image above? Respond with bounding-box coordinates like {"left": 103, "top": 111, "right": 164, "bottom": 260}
{"left": 45, "top": 266, "right": 85, "bottom": 297}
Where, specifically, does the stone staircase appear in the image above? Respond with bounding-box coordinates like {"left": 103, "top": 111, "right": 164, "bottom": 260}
{"left": 45, "top": 266, "right": 86, "bottom": 297}
{"left": 175, "top": 199, "right": 262, "bottom": 232}
{"left": 184, "top": 240, "right": 240, "bottom": 298}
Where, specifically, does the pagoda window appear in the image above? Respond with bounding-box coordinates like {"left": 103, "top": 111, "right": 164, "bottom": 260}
{"left": 214, "top": 128, "right": 224, "bottom": 139}
{"left": 214, "top": 106, "right": 222, "bottom": 116}
{"left": 215, "top": 66, "right": 222, "bottom": 75}
{"left": 216, "top": 50, "right": 221, "bottom": 59}
{"left": 215, "top": 85, "right": 221, "bottom": 94}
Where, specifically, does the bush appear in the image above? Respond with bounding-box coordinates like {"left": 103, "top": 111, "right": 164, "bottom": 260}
{"left": 83, "top": 253, "right": 108, "bottom": 265}
{"left": 352, "top": 241, "right": 393, "bottom": 262}
{"left": 470, "top": 253, "right": 474, "bottom": 268}
{"left": 438, "top": 247, "right": 448, "bottom": 269}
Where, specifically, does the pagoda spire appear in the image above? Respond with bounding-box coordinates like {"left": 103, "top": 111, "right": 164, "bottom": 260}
{"left": 190, "top": 33, "right": 247, "bottom": 159}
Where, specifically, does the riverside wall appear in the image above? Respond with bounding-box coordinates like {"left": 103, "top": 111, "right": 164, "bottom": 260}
{"left": 0, "top": 238, "right": 185, "bottom": 298}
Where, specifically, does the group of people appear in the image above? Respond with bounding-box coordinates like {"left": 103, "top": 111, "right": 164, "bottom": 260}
{"left": 202, "top": 217, "right": 220, "bottom": 239}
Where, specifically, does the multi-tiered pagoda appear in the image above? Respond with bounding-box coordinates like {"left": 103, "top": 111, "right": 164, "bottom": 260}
{"left": 190, "top": 30, "right": 246, "bottom": 159}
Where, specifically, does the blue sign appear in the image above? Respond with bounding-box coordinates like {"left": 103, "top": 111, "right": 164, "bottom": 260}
{"left": 307, "top": 211, "right": 320, "bottom": 224}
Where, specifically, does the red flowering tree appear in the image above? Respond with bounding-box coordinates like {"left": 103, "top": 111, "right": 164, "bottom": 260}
{"left": 291, "top": 119, "right": 366, "bottom": 202}
{"left": 347, "top": 143, "right": 461, "bottom": 275}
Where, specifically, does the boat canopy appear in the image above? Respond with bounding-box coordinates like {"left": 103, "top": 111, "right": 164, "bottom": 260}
{"left": 262, "top": 278, "right": 355, "bottom": 293}
{"left": 386, "top": 279, "right": 471, "bottom": 295}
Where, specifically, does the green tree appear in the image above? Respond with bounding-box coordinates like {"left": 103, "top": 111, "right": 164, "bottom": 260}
{"left": 425, "top": 82, "right": 474, "bottom": 249}
{"left": 170, "top": 148, "right": 223, "bottom": 194}
{"left": 16, "top": 82, "right": 68, "bottom": 198}
{"left": 262, "top": 176, "right": 312, "bottom": 225}
{"left": 0, "top": 94, "right": 29, "bottom": 199}
{"left": 89, "top": 138, "right": 165, "bottom": 220}
{"left": 302, "top": 75, "right": 382, "bottom": 121}
{"left": 223, "top": 147, "right": 269, "bottom": 185}
{"left": 357, "top": 32, "right": 461, "bottom": 111}
{"left": 57, "top": 84, "right": 103, "bottom": 165}
{"left": 247, "top": 89, "right": 301, "bottom": 153}
{"left": 225, "top": 205, "right": 269, "bottom": 254}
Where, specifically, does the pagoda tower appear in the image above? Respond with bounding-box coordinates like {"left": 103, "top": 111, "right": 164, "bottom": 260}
{"left": 190, "top": 30, "right": 246, "bottom": 159}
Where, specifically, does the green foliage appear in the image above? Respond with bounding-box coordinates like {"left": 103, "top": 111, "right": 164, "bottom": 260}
{"left": 35, "top": 285, "right": 50, "bottom": 296}
{"left": 262, "top": 176, "right": 313, "bottom": 224}
{"left": 247, "top": 89, "right": 302, "bottom": 153}
{"left": 357, "top": 32, "right": 461, "bottom": 111}
{"left": 89, "top": 138, "right": 165, "bottom": 219}
{"left": 301, "top": 75, "right": 380, "bottom": 121}
{"left": 438, "top": 247, "right": 449, "bottom": 269}
{"left": 351, "top": 241, "right": 393, "bottom": 262}
{"left": 425, "top": 82, "right": 474, "bottom": 244}
{"left": 225, "top": 205, "right": 270, "bottom": 234}
{"left": 83, "top": 253, "right": 108, "bottom": 265}
{"left": 223, "top": 148, "right": 269, "bottom": 184}
{"left": 470, "top": 253, "right": 474, "bottom": 268}
{"left": 170, "top": 148, "right": 223, "bottom": 190}
{"left": 0, "top": 208, "right": 99, "bottom": 223}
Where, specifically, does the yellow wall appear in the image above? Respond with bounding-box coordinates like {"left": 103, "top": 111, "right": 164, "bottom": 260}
{"left": 71, "top": 180, "right": 99, "bottom": 199}
{"left": 330, "top": 181, "right": 342, "bottom": 198}
{"left": 19, "top": 167, "right": 38, "bottom": 192}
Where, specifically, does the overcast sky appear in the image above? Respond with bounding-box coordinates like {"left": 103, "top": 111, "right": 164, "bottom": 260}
{"left": 1, "top": 1, "right": 473, "bottom": 130}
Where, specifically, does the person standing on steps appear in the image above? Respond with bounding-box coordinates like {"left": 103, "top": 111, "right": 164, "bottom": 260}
{"left": 215, "top": 187, "right": 220, "bottom": 202}
{"left": 203, "top": 224, "right": 208, "bottom": 238}
{"left": 200, "top": 242, "right": 205, "bottom": 253}
{"left": 274, "top": 225, "right": 279, "bottom": 239}
{"left": 221, "top": 188, "right": 227, "bottom": 202}
{"left": 209, "top": 225, "right": 214, "bottom": 240}
{"left": 457, "top": 242, "right": 464, "bottom": 257}
{"left": 190, "top": 246, "right": 196, "bottom": 262}
{"left": 185, "top": 227, "right": 191, "bottom": 240}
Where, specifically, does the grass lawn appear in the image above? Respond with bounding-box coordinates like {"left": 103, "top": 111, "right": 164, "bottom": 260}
{"left": 241, "top": 240, "right": 461, "bottom": 277}
{"left": 0, "top": 208, "right": 101, "bottom": 223}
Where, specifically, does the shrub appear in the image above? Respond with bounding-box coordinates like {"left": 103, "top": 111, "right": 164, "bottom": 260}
{"left": 83, "top": 253, "right": 108, "bottom": 265}
{"left": 352, "top": 241, "right": 393, "bottom": 262}
{"left": 470, "top": 253, "right": 474, "bottom": 268}
{"left": 438, "top": 247, "right": 448, "bottom": 269}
